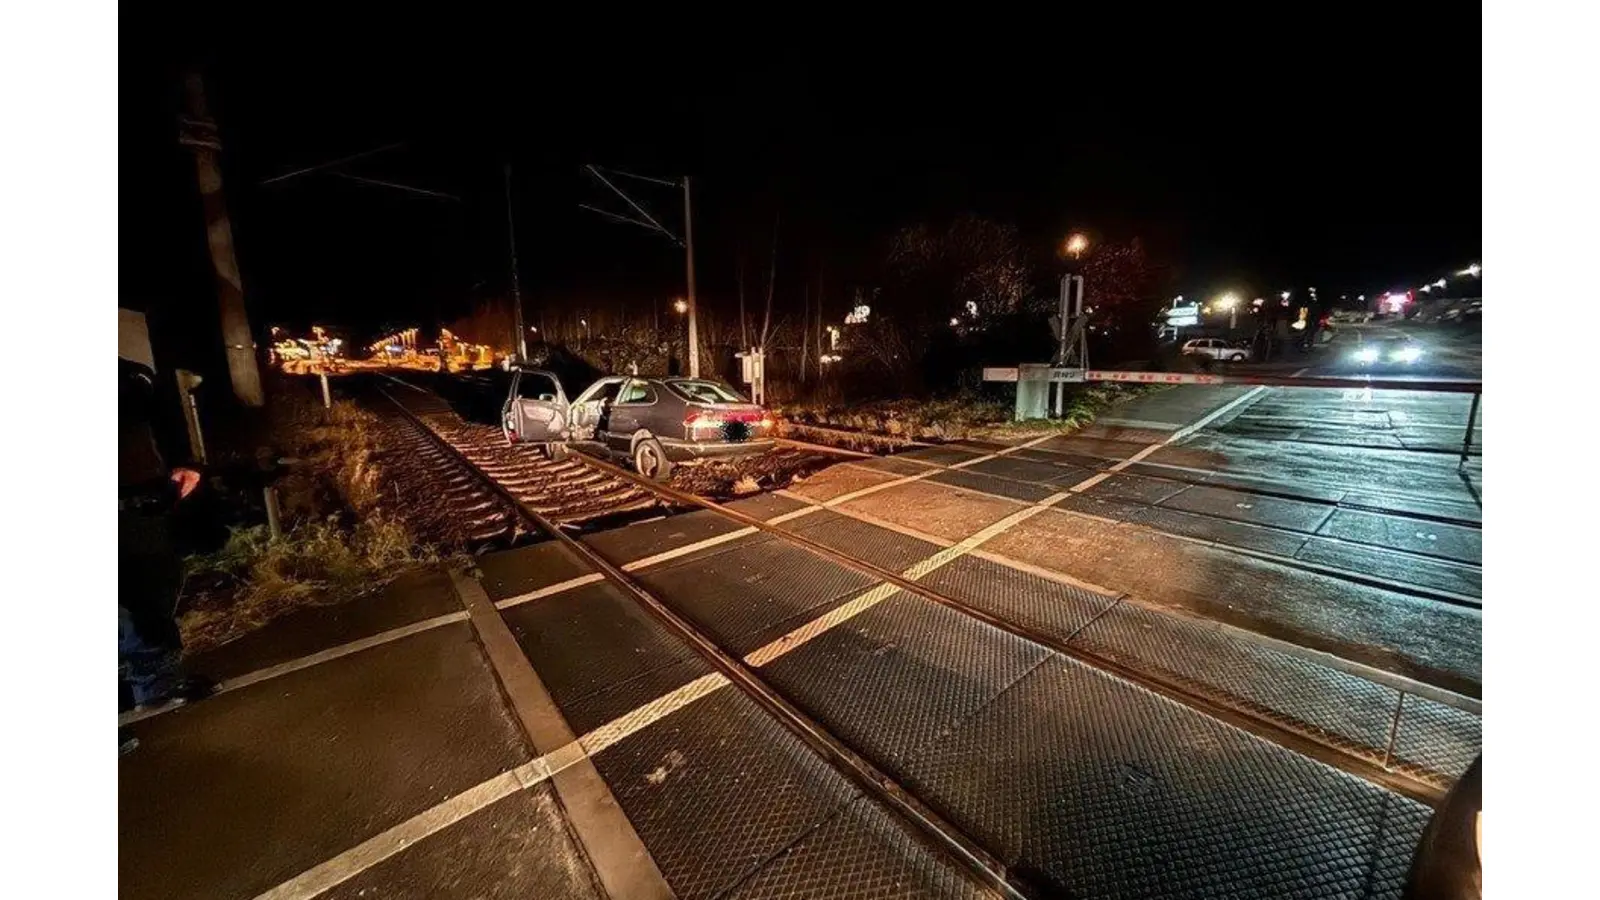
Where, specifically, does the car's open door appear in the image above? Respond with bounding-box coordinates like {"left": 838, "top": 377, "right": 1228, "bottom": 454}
{"left": 502, "top": 368, "right": 569, "bottom": 444}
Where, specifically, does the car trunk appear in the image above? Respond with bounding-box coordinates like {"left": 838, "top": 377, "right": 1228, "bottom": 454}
{"left": 683, "top": 403, "right": 770, "bottom": 444}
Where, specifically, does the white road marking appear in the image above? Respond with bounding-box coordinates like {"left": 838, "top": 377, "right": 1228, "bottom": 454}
{"left": 949, "top": 432, "right": 1060, "bottom": 469}
{"left": 252, "top": 757, "right": 551, "bottom": 900}
{"left": 742, "top": 583, "right": 904, "bottom": 667}
{"left": 773, "top": 491, "right": 956, "bottom": 549}
{"left": 495, "top": 573, "right": 606, "bottom": 609}
{"left": 777, "top": 432, "right": 1058, "bottom": 514}
{"left": 1095, "top": 418, "right": 1181, "bottom": 431}
{"left": 774, "top": 436, "right": 875, "bottom": 458}
{"left": 1166, "top": 386, "right": 1269, "bottom": 443}
{"left": 619, "top": 525, "right": 763, "bottom": 569}
{"left": 571, "top": 672, "right": 730, "bottom": 757}
{"left": 767, "top": 504, "right": 827, "bottom": 526}
{"left": 156, "top": 523, "right": 778, "bottom": 708}
{"left": 117, "top": 611, "right": 472, "bottom": 727}
{"left": 967, "top": 547, "right": 1123, "bottom": 598}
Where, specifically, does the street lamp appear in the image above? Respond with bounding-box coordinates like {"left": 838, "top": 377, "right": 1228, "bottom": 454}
{"left": 1217, "top": 293, "right": 1240, "bottom": 330}
{"left": 1458, "top": 263, "right": 1481, "bottom": 277}
{"left": 672, "top": 298, "right": 688, "bottom": 315}
{"left": 1064, "top": 233, "right": 1089, "bottom": 259}
{"left": 1432, "top": 278, "right": 1448, "bottom": 289}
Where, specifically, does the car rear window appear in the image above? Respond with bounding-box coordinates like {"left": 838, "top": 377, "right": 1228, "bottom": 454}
{"left": 667, "top": 380, "right": 746, "bottom": 403}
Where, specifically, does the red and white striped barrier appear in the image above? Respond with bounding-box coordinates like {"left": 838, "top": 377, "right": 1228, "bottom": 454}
{"left": 1084, "top": 369, "right": 1482, "bottom": 394}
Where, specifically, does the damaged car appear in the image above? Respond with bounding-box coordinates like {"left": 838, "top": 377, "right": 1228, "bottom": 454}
{"left": 502, "top": 368, "right": 776, "bottom": 480}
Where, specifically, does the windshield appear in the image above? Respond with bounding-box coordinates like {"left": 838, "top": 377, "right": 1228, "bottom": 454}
{"left": 667, "top": 379, "right": 747, "bottom": 404}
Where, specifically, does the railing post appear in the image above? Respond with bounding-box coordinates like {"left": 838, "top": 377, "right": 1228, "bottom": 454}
{"left": 1459, "top": 391, "right": 1481, "bottom": 467}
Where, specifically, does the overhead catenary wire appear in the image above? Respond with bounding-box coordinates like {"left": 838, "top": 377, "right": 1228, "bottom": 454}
{"left": 330, "top": 171, "right": 460, "bottom": 201}
{"left": 597, "top": 166, "right": 681, "bottom": 189}
{"left": 260, "top": 141, "right": 408, "bottom": 186}
{"left": 583, "top": 165, "right": 682, "bottom": 245}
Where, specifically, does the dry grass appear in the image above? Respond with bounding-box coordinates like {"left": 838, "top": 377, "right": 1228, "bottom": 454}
{"left": 180, "top": 515, "right": 444, "bottom": 653}
{"left": 178, "top": 392, "right": 458, "bottom": 653}
{"left": 776, "top": 384, "right": 1158, "bottom": 443}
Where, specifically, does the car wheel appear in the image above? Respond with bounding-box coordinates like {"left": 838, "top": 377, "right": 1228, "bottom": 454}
{"left": 632, "top": 437, "right": 673, "bottom": 482}
{"left": 1404, "top": 756, "right": 1481, "bottom": 900}
{"left": 1230, "top": 353, "right": 1246, "bottom": 362}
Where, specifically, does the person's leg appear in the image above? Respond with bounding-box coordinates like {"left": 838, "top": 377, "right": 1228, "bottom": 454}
{"left": 119, "top": 604, "right": 181, "bottom": 706}
{"left": 120, "top": 509, "right": 213, "bottom": 707}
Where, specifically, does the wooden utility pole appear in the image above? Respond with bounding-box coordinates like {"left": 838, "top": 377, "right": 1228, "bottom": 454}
{"left": 179, "top": 72, "right": 264, "bottom": 407}
{"left": 683, "top": 176, "right": 700, "bottom": 378}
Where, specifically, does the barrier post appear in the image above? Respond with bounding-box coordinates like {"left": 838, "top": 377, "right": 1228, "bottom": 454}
{"left": 1459, "top": 391, "right": 1481, "bottom": 467}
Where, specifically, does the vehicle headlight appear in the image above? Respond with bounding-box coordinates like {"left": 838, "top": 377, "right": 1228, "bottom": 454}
{"left": 1392, "top": 346, "right": 1423, "bottom": 363}
{"left": 1353, "top": 347, "right": 1379, "bottom": 363}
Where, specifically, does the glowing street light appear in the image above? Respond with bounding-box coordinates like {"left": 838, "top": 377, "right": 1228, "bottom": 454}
{"left": 1458, "top": 263, "right": 1481, "bottom": 277}
{"left": 1433, "top": 278, "right": 1447, "bottom": 290}
{"left": 672, "top": 298, "right": 688, "bottom": 315}
{"left": 1280, "top": 290, "right": 1291, "bottom": 301}
{"left": 1216, "top": 293, "right": 1241, "bottom": 329}
{"left": 1064, "top": 233, "right": 1089, "bottom": 259}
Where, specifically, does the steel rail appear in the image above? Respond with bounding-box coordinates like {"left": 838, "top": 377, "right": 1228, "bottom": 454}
{"left": 379, "top": 387, "right": 1033, "bottom": 900}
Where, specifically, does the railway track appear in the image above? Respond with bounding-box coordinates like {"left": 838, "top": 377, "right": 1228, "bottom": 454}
{"left": 362, "top": 399, "right": 525, "bottom": 547}
{"left": 375, "top": 377, "right": 1031, "bottom": 897}
{"left": 373, "top": 378, "right": 673, "bottom": 541}
{"left": 376, "top": 374, "right": 1464, "bottom": 855}
{"left": 376, "top": 374, "right": 1468, "bottom": 792}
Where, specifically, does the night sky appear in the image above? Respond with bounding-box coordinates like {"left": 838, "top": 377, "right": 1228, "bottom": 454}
{"left": 122, "top": 15, "right": 1481, "bottom": 363}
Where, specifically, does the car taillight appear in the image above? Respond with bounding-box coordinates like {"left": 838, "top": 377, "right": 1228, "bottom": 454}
{"left": 685, "top": 411, "right": 722, "bottom": 428}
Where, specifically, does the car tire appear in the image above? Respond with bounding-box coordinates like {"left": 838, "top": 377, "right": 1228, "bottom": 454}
{"left": 1404, "top": 756, "right": 1481, "bottom": 900}
{"left": 1229, "top": 353, "right": 1246, "bottom": 362}
{"left": 632, "top": 437, "right": 673, "bottom": 482}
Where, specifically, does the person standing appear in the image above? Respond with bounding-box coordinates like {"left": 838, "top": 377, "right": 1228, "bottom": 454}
{"left": 119, "top": 358, "right": 211, "bottom": 716}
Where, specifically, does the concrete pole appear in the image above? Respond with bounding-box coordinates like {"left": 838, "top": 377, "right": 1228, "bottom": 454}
{"left": 683, "top": 176, "right": 700, "bottom": 378}
{"left": 176, "top": 369, "right": 207, "bottom": 464}
{"left": 180, "top": 72, "right": 264, "bottom": 407}
{"left": 264, "top": 486, "right": 282, "bottom": 541}
{"left": 505, "top": 165, "right": 528, "bottom": 362}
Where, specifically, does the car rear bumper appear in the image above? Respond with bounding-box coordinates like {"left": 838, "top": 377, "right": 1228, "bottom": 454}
{"left": 660, "top": 438, "right": 776, "bottom": 462}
